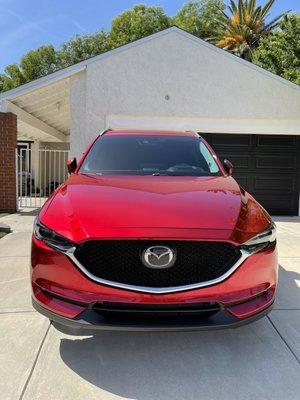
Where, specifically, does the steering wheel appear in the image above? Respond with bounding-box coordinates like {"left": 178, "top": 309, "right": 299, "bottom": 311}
{"left": 166, "top": 163, "right": 206, "bottom": 172}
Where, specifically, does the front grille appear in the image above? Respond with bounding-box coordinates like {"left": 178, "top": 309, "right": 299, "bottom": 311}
{"left": 74, "top": 240, "right": 241, "bottom": 288}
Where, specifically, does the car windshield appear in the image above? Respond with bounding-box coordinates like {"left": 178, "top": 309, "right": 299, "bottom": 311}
{"left": 79, "top": 135, "right": 221, "bottom": 176}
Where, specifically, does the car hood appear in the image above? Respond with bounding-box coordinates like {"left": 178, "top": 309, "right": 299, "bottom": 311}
{"left": 40, "top": 174, "right": 270, "bottom": 243}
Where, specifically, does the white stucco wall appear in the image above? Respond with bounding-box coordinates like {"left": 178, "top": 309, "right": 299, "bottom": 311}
{"left": 70, "top": 29, "right": 300, "bottom": 157}
{"left": 70, "top": 71, "right": 88, "bottom": 158}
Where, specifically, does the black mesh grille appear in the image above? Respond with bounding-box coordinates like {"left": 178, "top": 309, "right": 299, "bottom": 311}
{"left": 74, "top": 240, "right": 241, "bottom": 288}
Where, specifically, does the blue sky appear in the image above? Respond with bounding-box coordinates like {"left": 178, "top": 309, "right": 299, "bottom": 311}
{"left": 0, "top": 0, "right": 299, "bottom": 73}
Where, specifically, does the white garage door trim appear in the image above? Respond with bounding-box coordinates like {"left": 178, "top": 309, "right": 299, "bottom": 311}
{"left": 107, "top": 115, "right": 300, "bottom": 136}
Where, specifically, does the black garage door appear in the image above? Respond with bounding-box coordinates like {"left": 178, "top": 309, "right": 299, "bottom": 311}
{"left": 202, "top": 134, "right": 300, "bottom": 216}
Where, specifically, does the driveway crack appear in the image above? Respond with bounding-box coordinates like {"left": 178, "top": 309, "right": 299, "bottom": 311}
{"left": 267, "top": 316, "right": 300, "bottom": 364}
{"left": 19, "top": 321, "right": 51, "bottom": 400}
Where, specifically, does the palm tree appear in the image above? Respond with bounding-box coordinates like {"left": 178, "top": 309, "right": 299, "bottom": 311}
{"left": 214, "top": 0, "right": 289, "bottom": 60}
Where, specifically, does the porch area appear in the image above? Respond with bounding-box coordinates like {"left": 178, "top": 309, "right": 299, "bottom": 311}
{"left": 0, "top": 75, "right": 71, "bottom": 211}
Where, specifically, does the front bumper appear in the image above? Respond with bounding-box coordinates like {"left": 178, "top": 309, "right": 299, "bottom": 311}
{"left": 32, "top": 295, "right": 274, "bottom": 332}
{"left": 31, "top": 236, "right": 278, "bottom": 332}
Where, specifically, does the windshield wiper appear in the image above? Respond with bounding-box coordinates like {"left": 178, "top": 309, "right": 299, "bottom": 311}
{"left": 152, "top": 172, "right": 184, "bottom": 176}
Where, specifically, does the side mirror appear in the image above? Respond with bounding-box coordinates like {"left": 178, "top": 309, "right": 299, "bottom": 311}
{"left": 67, "top": 157, "right": 77, "bottom": 174}
{"left": 223, "top": 159, "right": 234, "bottom": 176}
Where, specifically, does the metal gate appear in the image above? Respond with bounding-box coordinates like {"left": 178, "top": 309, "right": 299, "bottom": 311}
{"left": 16, "top": 148, "right": 70, "bottom": 209}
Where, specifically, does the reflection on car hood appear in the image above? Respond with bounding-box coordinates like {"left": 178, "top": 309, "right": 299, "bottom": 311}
{"left": 40, "top": 174, "right": 270, "bottom": 243}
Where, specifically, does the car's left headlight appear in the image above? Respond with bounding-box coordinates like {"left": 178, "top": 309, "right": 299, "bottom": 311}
{"left": 33, "top": 217, "right": 74, "bottom": 252}
{"left": 240, "top": 223, "right": 277, "bottom": 254}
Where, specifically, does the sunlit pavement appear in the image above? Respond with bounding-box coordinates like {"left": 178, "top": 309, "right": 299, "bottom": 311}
{"left": 0, "top": 212, "right": 299, "bottom": 400}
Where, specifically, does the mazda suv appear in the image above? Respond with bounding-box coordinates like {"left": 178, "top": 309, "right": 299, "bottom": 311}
{"left": 31, "top": 130, "right": 277, "bottom": 331}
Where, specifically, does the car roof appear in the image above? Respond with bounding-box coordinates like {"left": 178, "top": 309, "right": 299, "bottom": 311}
{"left": 103, "top": 129, "right": 199, "bottom": 138}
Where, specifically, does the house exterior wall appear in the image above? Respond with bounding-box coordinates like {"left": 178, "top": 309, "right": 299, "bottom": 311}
{"left": 70, "top": 71, "right": 87, "bottom": 158}
{"left": 70, "top": 30, "right": 300, "bottom": 158}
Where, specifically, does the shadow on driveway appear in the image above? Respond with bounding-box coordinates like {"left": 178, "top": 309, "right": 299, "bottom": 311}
{"left": 57, "top": 266, "right": 299, "bottom": 399}
{"left": 276, "top": 264, "right": 300, "bottom": 309}
{"left": 19, "top": 209, "right": 39, "bottom": 217}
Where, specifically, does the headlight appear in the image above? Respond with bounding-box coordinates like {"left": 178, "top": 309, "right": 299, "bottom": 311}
{"left": 240, "top": 223, "right": 276, "bottom": 253}
{"left": 33, "top": 218, "right": 74, "bottom": 252}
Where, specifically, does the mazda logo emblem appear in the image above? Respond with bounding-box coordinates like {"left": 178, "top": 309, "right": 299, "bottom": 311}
{"left": 142, "top": 246, "right": 176, "bottom": 269}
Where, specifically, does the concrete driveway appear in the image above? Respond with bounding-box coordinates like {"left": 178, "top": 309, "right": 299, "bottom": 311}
{"left": 0, "top": 212, "right": 299, "bottom": 400}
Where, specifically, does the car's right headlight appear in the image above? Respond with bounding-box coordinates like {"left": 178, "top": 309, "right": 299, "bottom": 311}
{"left": 240, "top": 223, "right": 277, "bottom": 254}
{"left": 33, "top": 217, "right": 74, "bottom": 252}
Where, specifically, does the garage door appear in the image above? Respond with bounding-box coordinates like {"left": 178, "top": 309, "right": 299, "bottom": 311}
{"left": 202, "top": 134, "right": 300, "bottom": 216}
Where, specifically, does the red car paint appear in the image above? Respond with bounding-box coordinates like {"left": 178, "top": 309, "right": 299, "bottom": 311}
{"left": 31, "top": 130, "right": 278, "bottom": 330}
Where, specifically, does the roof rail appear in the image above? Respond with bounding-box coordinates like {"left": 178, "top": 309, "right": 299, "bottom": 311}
{"left": 185, "top": 130, "right": 199, "bottom": 137}
{"left": 100, "top": 128, "right": 112, "bottom": 136}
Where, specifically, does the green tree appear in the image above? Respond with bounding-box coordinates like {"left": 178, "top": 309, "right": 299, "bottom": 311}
{"left": 214, "top": 0, "right": 288, "bottom": 60}
{"left": 1, "top": 64, "right": 27, "bottom": 91}
{"left": 21, "top": 45, "right": 60, "bottom": 80}
{"left": 173, "top": 0, "right": 225, "bottom": 39}
{"left": 252, "top": 14, "right": 300, "bottom": 85}
{"left": 1, "top": 45, "right": 61, "bottom": 91}
{"left": 109, "top": 4, "right": 171, "bottom": 48}
{"left": 1, "top": 1, "right": 297, "bottom": 92}
{"left": 60, "top": 29, "right": 109, "bottom": 67}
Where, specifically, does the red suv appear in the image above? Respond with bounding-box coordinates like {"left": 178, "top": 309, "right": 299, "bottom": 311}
{"left": 31, "top": 130, "right": 277, "bottom": 332}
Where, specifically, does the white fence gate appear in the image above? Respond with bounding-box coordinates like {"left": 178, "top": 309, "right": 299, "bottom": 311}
{"left": 16, "top": 148, "right": 70, "bottom": 209}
